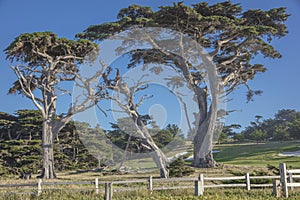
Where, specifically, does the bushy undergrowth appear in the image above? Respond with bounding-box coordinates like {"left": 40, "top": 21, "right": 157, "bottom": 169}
{"left": 169, "top": 156, "right": 194, "bottom": 177}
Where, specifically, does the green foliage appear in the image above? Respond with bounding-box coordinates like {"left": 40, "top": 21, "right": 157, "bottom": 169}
{"left": 106, "top": 117, "right": 177, "bottom": 152}
{"left": 0, "top": 140, "right": 42, "bottom": 174}
{"left": 4, "top": 32, "right": 98, "bottom": 66}
{"left": 233, "top": 133, "right": 244, "bottom": 142}
{"left": 4, "top": 32, "right": 99, "bottom": 95}
{"left": 117, "top": 4, "right": 153, "bottom": 20}
{"left": 169, "top": 156, "right": 194, "bottom": 177}
{"left": 267, "top": 164, "right": 280, "bottom": 175}
{"left": 214, "top": 124, "right": 242, "bottom": 143}
{"left": 0, "top": 110, "right": 43, "bottom": 140}
{"left": 0, "top": 138, "right": 100, "bottom": 175}
{"left": 273, "top": 126, "right": 290, "bottom": 140}
{"left": 217, "top": 132, "right": 228, "bottom": 143}
{"left": 242, "top": 109, "right": 300, "bottom": 141}
{"left": 0, "top": 164, "right": 8, "bottom": 176}
{"left": 249, "top": 130, "right": 267, "bottom": 142}
{"left": 153, "top": 130, "right": 173, "bottom": 148}
{"left": 0, "top": 110, "right": 183, "bottom": 175}
{"left": 0, "top": 110, "right": 103, "bottom": 175}
{"left": 77, "top": 1, "right": 289, "bottom": 101}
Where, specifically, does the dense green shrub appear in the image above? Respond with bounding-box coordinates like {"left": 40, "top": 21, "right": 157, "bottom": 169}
{"left": 169, "top": 156, "right": 194, "bottom": 177}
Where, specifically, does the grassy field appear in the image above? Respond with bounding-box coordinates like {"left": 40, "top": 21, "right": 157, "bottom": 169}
{"left": 1, "top": 141, "right": 300, "bottom": 199}
{"left": 214, "top": 141, "right": 300, "bottom": 168}
{"left": 1, "top": 188, "right": 300, "bottom": 200}
{"left": 121, "top": 141, "right": 300, "bottom": 173}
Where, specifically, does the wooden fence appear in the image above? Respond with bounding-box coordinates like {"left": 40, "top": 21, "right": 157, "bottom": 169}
{"left": 0, "top": 163, "right": 299, "bottom": 199}
{"left": 277, "top": 163, "right": 300, "bottom": 198}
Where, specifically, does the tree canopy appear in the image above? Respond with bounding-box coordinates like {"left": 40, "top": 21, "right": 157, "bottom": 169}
{"left": 77, "top": 2, "right": 289, "bottom": 100}
{"left": 5, "top": 32, "right": 98, "bottom": 96}
{"left": 76, "top": 1, "right": 289, "bottom": 168}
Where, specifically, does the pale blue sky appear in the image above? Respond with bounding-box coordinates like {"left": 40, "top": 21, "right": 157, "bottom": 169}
{"left": 0, "top": 0, "right": 299, "bottom": 130}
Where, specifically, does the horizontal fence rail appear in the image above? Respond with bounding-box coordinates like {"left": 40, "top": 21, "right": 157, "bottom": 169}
{"left": 0, "top": 183, "right": 37, "bottom": 188}
{"left": 204, "top": 176, "right": 245, "bottom": 181}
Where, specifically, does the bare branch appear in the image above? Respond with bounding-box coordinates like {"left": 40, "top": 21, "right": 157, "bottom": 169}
{"left": 135, "top": 94, "right": 153, "bottom": 110}
{"left": 175, "top": 91, "right": 192, "bottom": 132}
{"left": 32, "top": 49, "right": 53, "bottom": 63}
{"left": 216, "top": 36, "right": 253, "bottom": 69}
{"left": 11, "top": 66, "right": 46, "bottom": 117}
{"left": 52, "top": 61, "right": 106, "bottom": 135}
{"left": 56, "top": 54, "right": 85, "bottom": 61}
{"left": 96, "top": 104, "right": 108, "bottom": 117}
{"left": 209, "top": 33, "right": 240, "bottom": 57}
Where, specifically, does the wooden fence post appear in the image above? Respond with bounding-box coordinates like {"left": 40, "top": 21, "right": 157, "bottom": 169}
{"left": 95, "top": 178, "right": 99, "bottom": 194}
{"left": 194, "top": 178, "right": 200, "bottom": 196}
{"left": 200, "top": 173, "right": 204, "bottom": 194}
{"left": 104, "top": 183, "right": 110, "bottom": 200}
{"left": 104, "top": 182, "right": 113, "bottom": 200}
{"left": 288, "top": 172, "right": 294, "bottom": 191}
{"left": 246, "top": 173, "right": 251, "bottom": 191}
{"left": 273, "top": 179, "right": 282, "bottom": 198}
{"left": 109, "top": 182, "right": 113, "bottom": 199}
{"left": 37, "top": 179, "right": 42, "bottom": 196}
{"left": 279, "top": 163, "right": 288, "bottom": 198}
{"left": 148, "top": 176, "right": 153, "bottom": 191}
{"left": 195, "top": 173, "right": 204, "bottom": 196}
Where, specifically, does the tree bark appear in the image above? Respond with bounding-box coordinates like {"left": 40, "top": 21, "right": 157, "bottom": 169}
{"left": 192, "top": 91, "right": 219, "bottom": 168}
{"left": 40, "top": 120, "right": 56, "bottom": 179}
{"left": 144, "top": 134, "right": 169, "bottom": 178}
{"left": 8, "top": 129, "right": 12, "bottom": 140}
{"left": 192, "top": 74, "right": 219, "bottom": 167}
{"left": 192, "top": 117, "right": 216, "bottom": 168}
{"left": 150, "top": 148, "right": 169, "bottom": 178}
{"left": 173, "top": 55, "right": 219, "bottom": 168}
{"left": 191, "top": 53, "right": 220, "bottom": 168}
{"left": 135, "top": 117, "right": 169, "bottom": 178}
{"left": 118, "top": 134, "right": 132, "bottom": 171}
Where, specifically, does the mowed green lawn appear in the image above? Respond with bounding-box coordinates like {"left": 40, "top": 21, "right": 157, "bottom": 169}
{"left": 214, "top": 141, "right": 300, "bottom": 168}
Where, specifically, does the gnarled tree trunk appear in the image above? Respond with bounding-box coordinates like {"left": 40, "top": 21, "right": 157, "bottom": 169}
{"left": 192, "top": 55, "right": 220, "bottom": 168}
{"left": 41, "top": 120, "right": 56, "bottom": 179}
{"left": 192, "top": 117, "right": 216, "bottom": 168}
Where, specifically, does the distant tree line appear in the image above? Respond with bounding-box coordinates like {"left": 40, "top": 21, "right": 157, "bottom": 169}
{"left": 219, "top": 109, "right": 300, "bottom": 143}
{"left": 0, "top": 109, "right": 184, "bottom": 176}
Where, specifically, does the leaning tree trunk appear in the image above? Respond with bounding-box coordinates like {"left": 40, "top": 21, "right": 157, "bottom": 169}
{"left": 41, "top": 120, "right": 56, "bottom": 179}
{"left": 149, "top": 147, "right": 169, "bottom": 178}
{"left": 136, "top": 117, "right": 169, "bottom": 178}
{"left": 143, "top": 132, "right": 169, "bottom": 178}
{"left": 105, "top": 70, "right": 170, "bottom": 177}
{"left": 118, "top": 134, "right": 133, "bottom": 171}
